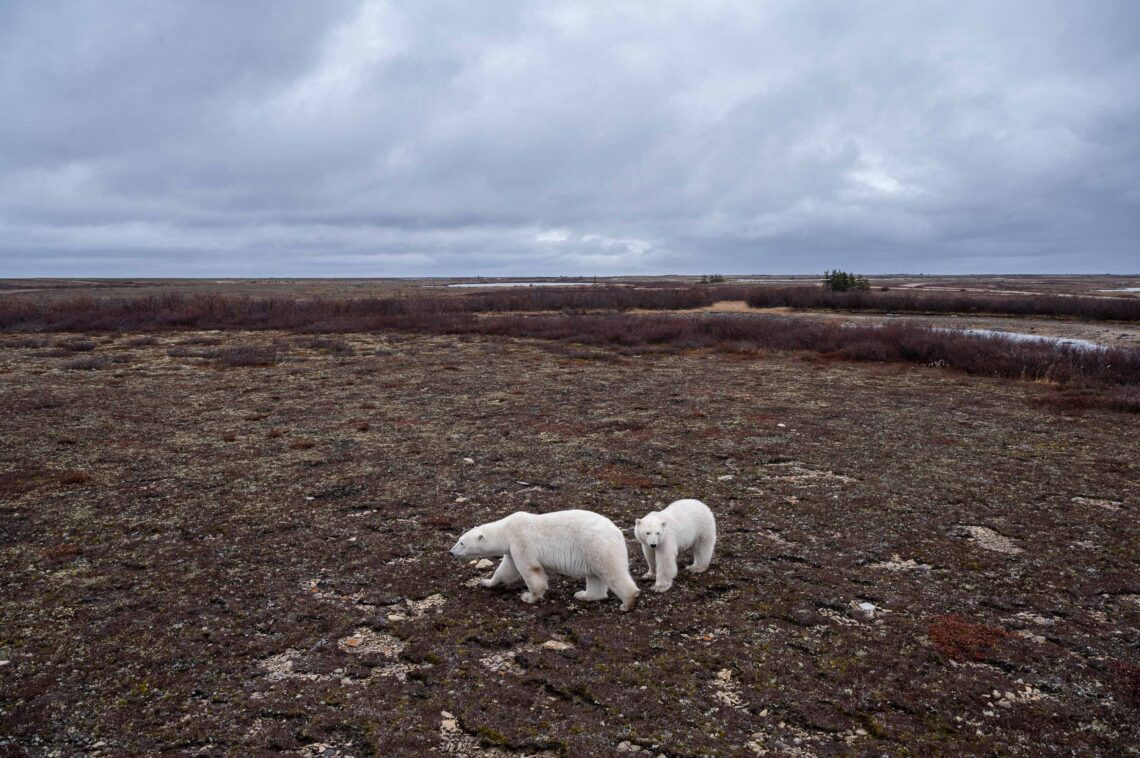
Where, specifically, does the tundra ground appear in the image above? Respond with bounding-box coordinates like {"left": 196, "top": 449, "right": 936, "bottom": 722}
{"left": 1, "top": 331, "right": 1137, "bottom": 756}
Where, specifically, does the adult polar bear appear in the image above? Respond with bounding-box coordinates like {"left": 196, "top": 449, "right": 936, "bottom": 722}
{"left": 634, "top": 499, "right": 716, "bottom": 592}
{"left": 450, "top": 510, "right": 640, "bottom": 611}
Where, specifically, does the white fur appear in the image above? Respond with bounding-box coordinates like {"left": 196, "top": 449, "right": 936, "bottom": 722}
{"left": 634, "top": 499, "right": 716, "bottom": 592}
{"left": 450, "top": 509, "right": 640, "bottom": 611}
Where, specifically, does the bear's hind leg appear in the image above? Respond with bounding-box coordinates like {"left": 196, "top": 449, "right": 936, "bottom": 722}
{"left": 688, "top": 535, "right": 715, "bottom": 573}
{"left": 574, "top": 575, "right": 609, "bottom": 602}
{"left": 610, "top": 574, "right": 640, "bottom": 611}
{"left": 481, "top": 555, "right": 521, "bottom": 588}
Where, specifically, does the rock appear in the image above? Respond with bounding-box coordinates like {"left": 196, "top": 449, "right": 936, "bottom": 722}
{"left": 475, "top": 558, "right": 494, "bottom": 569}
{"left": 463, "top": 457, "right": 475, "bottom": 464}
{"left": 343, "top": 637, "right": 362, "bottom": 648}
{"left": 717, "top": 474, "right": 734, "bottom": 481}
{"left": 541, "top": 640, "right": 573, "bottom": 651}
{"left": 440, "top": 710, "right": 454, "bottom": 719}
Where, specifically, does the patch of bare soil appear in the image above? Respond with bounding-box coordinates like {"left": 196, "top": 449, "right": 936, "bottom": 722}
{"left": 1, "top": 331, "right": 1137, "bottom": 755}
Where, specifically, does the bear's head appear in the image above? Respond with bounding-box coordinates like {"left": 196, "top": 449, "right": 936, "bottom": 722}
{"left": 450, "top": 527, "right": 489, "bottom": 558}
{"left": 635, "top": 514, "right": 667, "bottom": 549}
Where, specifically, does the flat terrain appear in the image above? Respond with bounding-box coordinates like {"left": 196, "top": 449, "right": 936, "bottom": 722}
{"left": 2, "top": 274, "right": 1139, "bottom": 302}
{"left": 1, "top": 329, "right": 1137, "bottom": 756}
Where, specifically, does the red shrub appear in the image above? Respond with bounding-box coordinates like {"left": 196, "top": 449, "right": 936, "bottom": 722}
{"left": 928, "top": 614, "right": 1011, "bottom": 662}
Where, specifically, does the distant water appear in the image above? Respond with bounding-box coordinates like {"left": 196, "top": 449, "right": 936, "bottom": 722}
{"left": 945, "top": 328, "right": 1104, "bottom": 351}
{"left": 442, "top": 281, "right": 595, "bottom": 288}
{"left": 1098, "top": 287, "right": 1140, "bottom": 292}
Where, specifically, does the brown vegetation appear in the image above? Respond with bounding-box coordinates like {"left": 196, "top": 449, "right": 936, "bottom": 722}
{"left": 928, "top": 614, "right": 1012, "bottom": 662}
{"left": 746, "top": 285, "right": 1140, "bottom": 321}
{"left": 1, "top": 330, "right": 1137, "bottom": 754}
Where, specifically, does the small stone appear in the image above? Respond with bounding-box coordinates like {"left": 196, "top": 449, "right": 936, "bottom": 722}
{"left": 777, "top": 423, "right": 786, "bottom": 428}
{"left": 617, "top": 741, "right": 632, "bottom": 752}
{"left": 717, "top": 474, "right": 734, "bottom": 481}
{"left": 455, "top": 496, "right": 468, "bottom": 503}
{"left": 542, "top": 640, "right": 573, "bottom": 651}
{"left": 463, "top": 457, "right": 475, "bottom": 464}
{"left": 475, "top": 558, "right": 494, "bottom": 569}
{"left": 343, "top": 637, "right": 362, "bottom": 648}
{"left": 0, "top": 660, "right": 9, "bottom": 667}
{"left": 387, "top": 613, "right": 406, "bottom": 622}
{"left": 441, "top": 710, "right": 454, "bottom": 719}
{"left": 304, "top": 496, "right": 315, "bottom": 501}
{"left": 855, "top": 728, "right": 868, "bottom": 736}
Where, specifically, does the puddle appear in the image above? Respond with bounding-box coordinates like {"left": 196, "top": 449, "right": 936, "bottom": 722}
{"left": 440, "top": 282, "right": 598, "bottom": 288}
{"left": 940, "top": 328, "right": 1104, "bottom": 351}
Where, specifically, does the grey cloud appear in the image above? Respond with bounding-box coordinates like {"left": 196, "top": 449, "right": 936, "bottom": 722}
{"left": 1, "top": 0, "right": 1137, "bottom": 277}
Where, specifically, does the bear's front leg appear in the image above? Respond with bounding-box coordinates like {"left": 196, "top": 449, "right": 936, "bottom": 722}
{"left": 640, "top": 542, "right": 656, "bottom": 580}
{"left": 518, "top": 560, "right": 548, "bottom": 604}
{"left": 481, "top": 554, "right": 521, "bottom": 588}
{"left": 653, "top": 545, "right": 678, "bottom": 592}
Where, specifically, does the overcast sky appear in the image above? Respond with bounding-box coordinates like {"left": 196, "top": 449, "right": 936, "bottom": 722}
{"left": 1, "top": 1, "right": 1137, "bottom": 277}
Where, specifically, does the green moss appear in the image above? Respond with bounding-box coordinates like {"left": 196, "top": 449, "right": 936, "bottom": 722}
{"left": 473, "top": 725, "right": 510, "bottom": 746}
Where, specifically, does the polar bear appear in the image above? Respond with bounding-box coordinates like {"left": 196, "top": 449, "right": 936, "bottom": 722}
{"left": 634, "top": 499, "right": 716, "bottom": 592}
{"left": 450, "top": 510, "right": 640, "bottom": 611}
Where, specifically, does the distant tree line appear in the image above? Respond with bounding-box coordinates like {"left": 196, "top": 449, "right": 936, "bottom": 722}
{"left": 823, "top": 270, "right": 871, "bottom": 291}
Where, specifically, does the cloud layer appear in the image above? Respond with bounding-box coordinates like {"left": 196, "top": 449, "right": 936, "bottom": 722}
{"left": 2, "top": 1, "right": 1137, "bottom": 276}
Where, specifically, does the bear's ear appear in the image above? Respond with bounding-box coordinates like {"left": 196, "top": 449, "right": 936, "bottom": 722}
{"left": 477, "top": 533, "right": 485, "bottom": 541}
{"left": 635, "top": 518, "right": 641, "bottom": 525}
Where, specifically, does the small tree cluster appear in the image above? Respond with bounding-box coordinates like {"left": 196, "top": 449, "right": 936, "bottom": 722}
{"left": 699, "top": 274, "right": 726, "bottom": 284}
{"left": 823, "top": 270, "right": 871, "bottom": 291}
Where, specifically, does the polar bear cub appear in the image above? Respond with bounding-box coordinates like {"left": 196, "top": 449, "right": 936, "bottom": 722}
{"left": 450, "top": 509, "right": 640, "bottom": 611}
{"left": 634, "top": 499, "right": 716, "bottom": 592}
